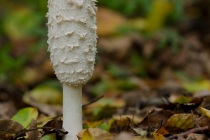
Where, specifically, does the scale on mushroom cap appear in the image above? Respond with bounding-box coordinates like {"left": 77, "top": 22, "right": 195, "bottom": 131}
{"left": 47, "top": 0, "right": 97, "bottom": 139}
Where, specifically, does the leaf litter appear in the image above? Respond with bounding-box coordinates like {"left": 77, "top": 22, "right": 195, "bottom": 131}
{"left": 0, "top": 0, "right": 210, "bottom": 140}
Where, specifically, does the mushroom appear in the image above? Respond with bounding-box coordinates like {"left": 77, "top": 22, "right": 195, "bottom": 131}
{"left": 47, "top": 0, "right": 97, "bottom": 139}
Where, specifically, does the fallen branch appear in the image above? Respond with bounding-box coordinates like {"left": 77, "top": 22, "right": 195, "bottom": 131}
{"left": 82, "top": 95, "right": 104, "bottom": 108}
{"left": 165, "top": 126, "right": 208, "bottom": 140}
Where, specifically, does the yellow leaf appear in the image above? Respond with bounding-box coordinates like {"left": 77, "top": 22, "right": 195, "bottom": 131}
{"left": 124, "top": 18, "right": 146, "bottom": 31}
{"left": 200, "top": 107, "right": 210, "bottom": 118}
{"left": 81, "top": 129, "right": 93, "bottom": 140}
{"left": 144, "top": 0, "right": 173, "bottom": 33}
{"left": 78, "top": 128, "right": 113, "bottom": 140}
{"left": 156, "top": 127, "right": 169, "bottom": 135}
{"left": 153, "top": 127, "right": 168, "bottom": 140}
{"left": 165, "top": 114, "right": 198, "bottom": 131}
{"left": 153, "top": 132, "right": 165, "bottom": 140}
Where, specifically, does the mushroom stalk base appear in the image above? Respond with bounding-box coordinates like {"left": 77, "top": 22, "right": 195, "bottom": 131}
{"left": 63, "top": 84, "right": 82, "bottom": 140}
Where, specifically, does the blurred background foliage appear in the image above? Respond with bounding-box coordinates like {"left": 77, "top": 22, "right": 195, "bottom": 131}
{"left": 1, "top": 1, "right": 210, "bottom": 138}
{"left": 0, "top": 0, "right": 209, "bottom": 97}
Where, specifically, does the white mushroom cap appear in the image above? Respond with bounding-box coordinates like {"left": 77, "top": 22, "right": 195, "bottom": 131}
{"left": 47, "top": 0, "right": 97, "bottom": 86}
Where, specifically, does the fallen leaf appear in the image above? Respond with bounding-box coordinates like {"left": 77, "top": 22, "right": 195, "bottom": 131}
{"left": 173, "top": 95, "right": 192, "bottom": 104}
{"left": 132, "top": 128, "right": 148, "bottom": 136}
{"left": 24, "top": 86, "right": 62, "bottom": 105}
{"left": 23, "top": 96, "right": 62, "bottom": 116}
{"left": 85, "top": 97, "right": 125, "bottom": 120}
{"left": 200, "top": 107, "right": 210, "bottom": 118}
{"left": 40, "top": 134, "right": 56, "bottom": 140}
{"left": 199, "top": 96, "right": 210, "bottom": 110}
{"left": 26, "top": 119, "right": 39, "bottom": 140}
{"left": 165, "top": 114, "right": 198, "bottom": 133}
{"left": 98, "top": 36, "right": 133, "bottom": 59}
{"left": 153, "top": 132, "right": 165, "bottom": 140}
{"left": 85, "top": 119, "right": 114, "bottom": 132}
{"left": 182, "top": 80, "right": 210, "bottom": 93}
{"left": 0, "top": 101, "right": 17, "bottom": 119}
{"left": 0, "top": 119, "right": 25, "bottom": 140}
{"left": 23, "top": 86, "right": 62, "bottom": 116}
{"left": 42, "top": 117, "right": 65, "bottom": 136}
{"left": 80, "top": 129, "right": 93, "bottom": 140}
{"left": 37, "top": 115, "right": 54, "bottom": 127}
{"left": 113, "top": 132, "right": 133, "bottom": 140}
{"left": 144, "top": 0, "right": 173, "bottom": 33}
{"left": 137, "top": 110, "right": 173, "bottom": 130}
{"left": 155, "top": 127, "right": 169, "bottom": 135}
{"left": 12, "top": 107, "right": 38, "bottom": 128}
{"left": 3, "top": 6, "right": 39, "bottom": 41}
{"left": 113, "top": 115, "right": 143, "bottom": 126}
{"left": 78, "top": 128, "right": 113, "bottom": 140}
{"left": 186, "top": 133, "right": 207, "bottom": 140}
{"left": 97, "top": 7, "right": 127, "bottom": 36}
{"left": 19, "top": 67, "right": 46, "bottom": 86}
{"left": 133, "top": 136, "right": 153, "bottom": 140}
{"left": 153, "top": 127, "right": 168, "bottom": 140}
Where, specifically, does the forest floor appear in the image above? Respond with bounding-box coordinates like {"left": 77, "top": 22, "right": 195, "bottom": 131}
{"left": 0, "top": 0, "right": 210, "bottom": 140}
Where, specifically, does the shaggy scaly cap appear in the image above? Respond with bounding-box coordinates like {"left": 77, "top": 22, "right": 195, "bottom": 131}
{"left": 47, "top": 0, "right": 97, "bottom": 86}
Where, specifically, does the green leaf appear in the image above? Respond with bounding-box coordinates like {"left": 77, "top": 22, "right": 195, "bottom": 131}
{"left": 183, "top": 80, "right": 210, "bottom": 92}
{"left": 40, "top": 134, "right": 56, "bottom": 140}
{"left": 24, "top": 85, "right": 62, "bottom": 105}
{"left": 12, "top": 107, "right": 38, "bottom": 128}
{"left": 3, "top": 7, "right": 40, "bottom": 40}
{"left": 98, "top": 119, "right": 114, "bottom": 132}
{"left": 144, "top": 0, "right": 173, "bottom": 33}
{"left": 165, "top": 114, "right": 198, "bottom": 131}
{"left": 173, "top": 96, "right": 192, "bottom": 104}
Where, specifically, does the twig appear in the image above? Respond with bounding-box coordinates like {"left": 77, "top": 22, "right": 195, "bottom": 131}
{"left": 37, "top": 95, "right": 103, "bottom": 123}
{"left": 82, "top": 95, "right": 104, "bottom": 108}
{"left": 165, "top": 126, "right": 208, "bottom": 140}
{"left": 12, "top": 126, "right": 68, "bottom": 140}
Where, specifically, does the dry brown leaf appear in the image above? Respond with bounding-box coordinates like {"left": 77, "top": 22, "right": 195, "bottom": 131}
{"left": 133, "top": 136, "right": 153, "bottom": 140}
{"left": 0, "top": 119, "right": 25, "bottom": 140}
{"left": 0, "top": 101, "right": 17, "bottom": 119}
{"left": 137, "top": 110, "right": 173, "bottom": 130}
{"left": 26, "top": 119, "right": 39, "bottom": 140}
{"left": 23, "top": 95, "right": 62, "bottom": 116}
{"left": 113, "top": 132, "right": 133, "bottom": 140}
{"left": 78, "top": 128, "right": 114, "bottom": 140}
{"left": 97, "top": 7, "right": 127, "bottom": 36}
{"left": 186, "top": 133, "right": 207, "bottom": 140}
{"left": 98, "top": 36, "right": 132, "bottom": 59}
{"left": 113, "top": 115, "right": 143, "bottom": 125}
{"left": 199, "top": 96, "right": 210, "bottom": 110}
{"left": 19, "top": 67, "right": 46, "bottom": 85}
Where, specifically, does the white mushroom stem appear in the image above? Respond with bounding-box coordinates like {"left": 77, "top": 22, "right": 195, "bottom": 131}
{"left": 63, "top": 84, "right": 82, "bottom": 140}
{"left": 47, "top": 0, "right": 97, "bottom": 139}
